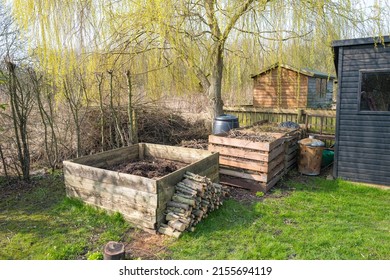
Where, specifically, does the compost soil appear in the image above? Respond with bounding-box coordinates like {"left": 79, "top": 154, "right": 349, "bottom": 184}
{"left": 108, "top": 157, "right": 187, "bottom": 179}
{"left": 225, "top": 122, "right": 299, "bottom": 142}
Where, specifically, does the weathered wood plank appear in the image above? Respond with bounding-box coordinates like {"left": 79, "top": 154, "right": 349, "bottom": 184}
{"left": 208, "top": 134, "right": 284, "bottom": 152}
{"left": 219, "top": 156, "right": 266, "bottom": 172}
{"left": 285, "top": 150, "right": 298, "bottom": 162}
{"left": 72, "top": 145, "right": 139, "bottom": 167}
{"left": 145, "top": 143, "right": 213, "bottom": 164}
{"left": 63, "top": 160, "right": 157, "bottom": 193}
{"left": 219, "top": 152, "right": 284, "bottom": 173}
{"left": 208, "top": 144, "right": 269, "bottom": 161}
{"left": 157, "top": 153, "right": 219, "bottom": 208}
{"left": 64, "top": 174, "right": 158, "bottom": 207}
{"left": 66, "top": 187, "right": 156, "bottom": 222}
{"left": 219, "top": 168, "right": 267, "bottom": 182}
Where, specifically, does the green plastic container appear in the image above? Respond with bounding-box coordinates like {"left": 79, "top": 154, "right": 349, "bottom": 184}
{"left": 321, "top": 149, "right": 334, "bottom": 167}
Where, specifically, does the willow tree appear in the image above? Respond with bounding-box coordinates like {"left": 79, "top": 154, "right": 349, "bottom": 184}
{"left": 9, "top": 0, "right": 386, "bottom": 119}
{"left": 130, "top": 0, "right": 385, "bottom": 117}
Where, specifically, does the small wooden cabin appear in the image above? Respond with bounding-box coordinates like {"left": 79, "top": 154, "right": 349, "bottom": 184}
{"left": 332, "top": 36, "right": 390, "bottom": 187}
{"left": 251, "top": 63, "right": 335, "bottom": 109}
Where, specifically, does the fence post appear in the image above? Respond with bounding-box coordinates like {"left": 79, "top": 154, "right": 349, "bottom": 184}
{"left": 297, "top": 108, "right": 304, "bottom": 123}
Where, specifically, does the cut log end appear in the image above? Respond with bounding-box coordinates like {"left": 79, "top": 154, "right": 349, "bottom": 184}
{"left": 103, "top": 241, "right": 125, "bottom": 260}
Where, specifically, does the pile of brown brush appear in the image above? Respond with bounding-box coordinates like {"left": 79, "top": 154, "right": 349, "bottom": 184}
{"left": 158, "top": 171, "right": 229, "bottom": 238}
{"left": 137, "top": 106, "right": 210, "bottom": 145}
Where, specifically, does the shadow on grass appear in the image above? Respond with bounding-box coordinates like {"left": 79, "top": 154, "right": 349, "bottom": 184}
{"left": 167, "top": 168, "right": 390, "bottom": 260}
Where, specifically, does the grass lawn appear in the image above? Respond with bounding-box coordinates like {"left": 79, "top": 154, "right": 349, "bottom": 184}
{"left": 0, "top": 172, "right": 130, "bottom": 260}
{"left": 0, "top": 170, "right": 389, "bottom": 260}
{"left": 166, "top": 174, "right": 390, "bottom": 260}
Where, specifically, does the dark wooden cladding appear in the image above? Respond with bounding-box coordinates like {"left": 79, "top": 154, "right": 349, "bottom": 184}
{"left": 63, "top": 143, "right": 219, "bottom": 232}
{"left": 332, "top": 36, "right": 390, "bottom": 187}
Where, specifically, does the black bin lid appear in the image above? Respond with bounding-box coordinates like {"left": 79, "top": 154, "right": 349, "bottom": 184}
{"left": 215, "top": 114, "right": 238, "bottom": 121}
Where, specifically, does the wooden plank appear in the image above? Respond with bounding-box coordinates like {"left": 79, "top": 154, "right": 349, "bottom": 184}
{"left": 208, "top": 134, "right": 284, "bottom": 152}
{"left": 219, "top": 168, "right": 267, "bottom": 182}
{"left": 287, "top": 143, "right": 298, "bottom": 155}
{"left": 63, "top": 161, "right": 157, "bottom": 193}
{"left": 73, "top": 145, "right": 139, "bottom": 167}
{"left": 224, "top": 106, "right": 298, "bottom": 114}
{"left": 139, "top": 143, "right": 145, "bottom": 160}
{"left": 268, "top": 144, "right": 285, "bottom": 161}
{"left": 224, "top": 107, "right": 336, "bottom": 117}
{"left": 219, "top": 156, "right": 267, "bottom": 172}
{"left": 144, "top": 143, "right": 213, "bottom": 164}
{"left": 285, "top": 150, "right": 298, "bottom": 162}
{"left": 219, "top": 152, "right": 285, "bottom": 173}
{"left": 208, "top": 144, "right": 269, "bottom": 161}
{"left": 269, "top": 161, "right": 285, "bottom": 179}
{"left": 121, "top": 214, "right": 156, "bottom": 231}
{"left": 157, "top": 152, "right": 219, "bottom": 208}
{"left": 64, "top": 174, "right": 158, "bottom": 207}
{"left": 264, "top": 169, "right": 285, "bottom": 191}
{"left": 219, "top": 175, "right": 267, "bottom": 192}
{"left": 220, "top": 167, "right": 284, "bottom": 193}
{"left": 66, "top": 187, "right": 156, "bottom": 222}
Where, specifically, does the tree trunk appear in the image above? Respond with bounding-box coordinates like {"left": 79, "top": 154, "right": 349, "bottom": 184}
{"left": 108, "top": 70, "right": 125, "bottom": 148}
{"left": 95, "top": 73, "right": 105, "bottom": 151}
{"left": 6, "top": 60, "right": 31, "bottom": 181}
{"left": 125, "top": 70, "right": 138, "bottom": 145}
{"left": 103, "top": 241, "right": 125, "bottom": 260}
{"left": 208, "top": 43, "right": 225, "bottom": 120}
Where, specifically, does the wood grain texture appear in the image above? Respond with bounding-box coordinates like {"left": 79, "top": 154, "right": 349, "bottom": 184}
{"left": 63, "top": 160, "right": 157, "bottom": 193}
{"left": 63, "top": 143, "right": 219, "bottom": 231}
{"left": 253, "top": 67, "right": 308, "bottom": 109}
{"left": 64, "top": 174, "right": 158, "bottom": 207}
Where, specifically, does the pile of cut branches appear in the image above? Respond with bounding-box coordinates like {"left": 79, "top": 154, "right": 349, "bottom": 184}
{"left": 137, "top": 107, "right": 210, "bottom": 145}
{"left": 158, "top": 171, "right": 229, "bottom": 238}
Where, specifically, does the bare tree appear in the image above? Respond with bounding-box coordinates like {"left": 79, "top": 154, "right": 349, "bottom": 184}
{"left": 4, "top": 60, "right": 34, "bottom": 181}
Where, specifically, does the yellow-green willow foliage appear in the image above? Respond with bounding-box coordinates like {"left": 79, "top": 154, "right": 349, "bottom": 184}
{"left": 8, "top": 0, "right": 388, "bottom": 108}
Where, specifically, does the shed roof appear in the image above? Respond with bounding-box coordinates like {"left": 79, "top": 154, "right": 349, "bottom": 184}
{"left": 332, "top": 35, "right": 390, "bottom": 75}
{"left": 251, "top": 63, "right": 336, "bottom": 79}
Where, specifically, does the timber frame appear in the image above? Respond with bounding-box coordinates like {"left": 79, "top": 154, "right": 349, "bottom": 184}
{"left": 63, "top": 143, "right": 219, "bottom": 232}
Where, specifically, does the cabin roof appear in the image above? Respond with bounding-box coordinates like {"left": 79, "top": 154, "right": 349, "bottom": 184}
{"left": 251, "top": 63, "right": 336, "bottom": 80}
{"left": 332, "top": 35, "right": 390, "bottom": 75}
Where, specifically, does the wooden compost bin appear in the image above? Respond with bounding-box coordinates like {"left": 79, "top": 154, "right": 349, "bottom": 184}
{"left": 63, "top": 143, "right": 219, "bottom": 233}
{"left": 208, "top": 129, "right": 300, "bottom": 192}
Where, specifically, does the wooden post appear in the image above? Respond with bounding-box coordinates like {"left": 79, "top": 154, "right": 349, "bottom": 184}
{"left": 139, "top": 143, "right": 145, "bottom": 160}
{"left": 297, "top": 108, "right": 304, "bottom": 124}
{"left": 103, "top": 241, "right": 125, "bottom": 260}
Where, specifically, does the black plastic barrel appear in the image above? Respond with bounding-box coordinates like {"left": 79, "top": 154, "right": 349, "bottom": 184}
{"left": 212, "top": 114, "right": 239, "bottom": 134}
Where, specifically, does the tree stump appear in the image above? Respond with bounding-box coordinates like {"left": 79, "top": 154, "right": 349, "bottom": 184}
{"left": 103, "top": 241, "right": 125, "bottom": 260}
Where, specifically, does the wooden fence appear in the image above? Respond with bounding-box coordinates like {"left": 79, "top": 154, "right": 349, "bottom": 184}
{"left": 224, "top": 106, "right": 337, "bottom": 135}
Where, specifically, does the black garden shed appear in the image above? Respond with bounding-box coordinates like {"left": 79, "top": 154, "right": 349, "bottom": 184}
{"left": 332, "top": 36, "right": 390, "bottom": 186}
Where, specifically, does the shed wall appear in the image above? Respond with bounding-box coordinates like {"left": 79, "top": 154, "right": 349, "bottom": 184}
{"left": 307, "top": 78, "right": 334, "bottom": 108}
{"left": 335, "top": 44, "right": 390, "bottom": 186}
{"left": 253, "top": 68, "right": 308, "bottom": 109}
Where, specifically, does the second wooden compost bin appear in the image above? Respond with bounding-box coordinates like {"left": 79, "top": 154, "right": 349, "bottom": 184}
{"left": 208, "top": 129, "right": 300, "bottom": 192}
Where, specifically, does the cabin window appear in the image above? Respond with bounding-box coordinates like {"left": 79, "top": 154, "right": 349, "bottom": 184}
{"left": 316, "top": 78, "right": 327, "bottom": 97}
{"left": 359, "top": 70, "right": 390, "bottom": 112}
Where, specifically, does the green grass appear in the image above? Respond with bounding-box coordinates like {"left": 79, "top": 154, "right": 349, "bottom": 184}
{"left": 0, "top": 173, "right": 130, "bottom": 260}
{"left": 166, "top": 177, "right": 390, "bottom": 260}
{"left": 1, "top": 171, "right": 389, "bottom": 260}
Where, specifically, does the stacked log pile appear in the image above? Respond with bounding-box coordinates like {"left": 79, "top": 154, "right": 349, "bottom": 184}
{"left": 158, "top": 171, "right": 228, "bottom": 238}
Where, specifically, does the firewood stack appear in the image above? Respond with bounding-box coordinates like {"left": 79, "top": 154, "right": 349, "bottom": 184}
{"left": 158, "top": 171, "right": 229, "bottom": 238}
